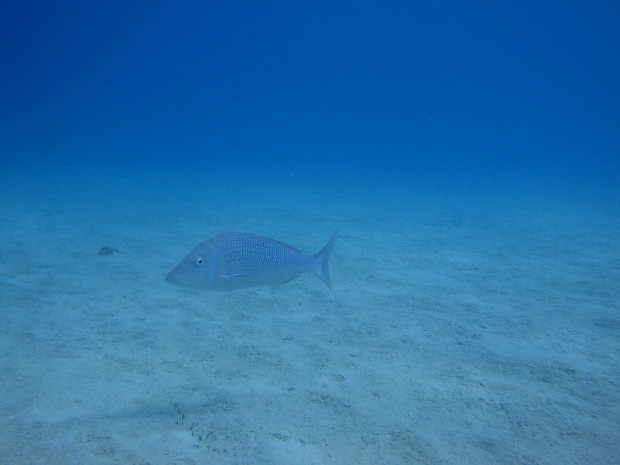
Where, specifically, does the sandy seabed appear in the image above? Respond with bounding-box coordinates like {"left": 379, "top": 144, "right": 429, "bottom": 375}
{"left": 1, "top": 171, "right": 619, "bottom": 465}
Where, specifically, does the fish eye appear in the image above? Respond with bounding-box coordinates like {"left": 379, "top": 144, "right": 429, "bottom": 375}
{"left": 195, "top": 257, "right": 206, "bottom": 266}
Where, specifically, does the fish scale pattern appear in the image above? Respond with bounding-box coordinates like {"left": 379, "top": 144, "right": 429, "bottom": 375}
{"left": 213, "top": 233, "right": 311, "bottom": 277}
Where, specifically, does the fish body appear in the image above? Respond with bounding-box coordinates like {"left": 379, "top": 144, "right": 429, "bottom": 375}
{"left": 166, "top": 231, "right": 337, "bottom": 291}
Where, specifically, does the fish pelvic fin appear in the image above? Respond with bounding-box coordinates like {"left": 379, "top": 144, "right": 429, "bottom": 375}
{"left": 313, "top": 231, "right": 338, "bottom": 289}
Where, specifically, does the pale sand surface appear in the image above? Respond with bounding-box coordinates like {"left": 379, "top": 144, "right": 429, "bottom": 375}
{"left": 1, "top": 172, "right": 619, "bottom": 464}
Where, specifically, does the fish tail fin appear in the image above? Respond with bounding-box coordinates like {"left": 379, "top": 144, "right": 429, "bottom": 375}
{"left": 313, "top": 231, "right": 338, "bottom": 289}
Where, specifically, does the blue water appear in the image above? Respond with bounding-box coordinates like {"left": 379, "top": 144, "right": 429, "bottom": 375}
{"left": 2, "top": 1, "right": 619, "bottom": 192}
{"left": 1, "top": 2, "right": 619, "bottom": 464}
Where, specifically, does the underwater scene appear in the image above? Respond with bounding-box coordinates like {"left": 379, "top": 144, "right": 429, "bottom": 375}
{"left": 1, "top": 2, "right": 619, "bottom": 464}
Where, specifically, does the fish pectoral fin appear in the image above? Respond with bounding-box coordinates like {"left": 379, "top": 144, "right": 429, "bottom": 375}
{"left": 220, "top": 272, "right": 245, "bottom": 279}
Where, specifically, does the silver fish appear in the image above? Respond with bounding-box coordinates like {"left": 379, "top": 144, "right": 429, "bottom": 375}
{"left": 166, "top": 231, "right": 337, "bottom": 291}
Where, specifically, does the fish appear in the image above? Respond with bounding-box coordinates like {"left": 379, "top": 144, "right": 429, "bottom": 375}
{"left": 166, "top": 231, "right": 337, "bottom": 291}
